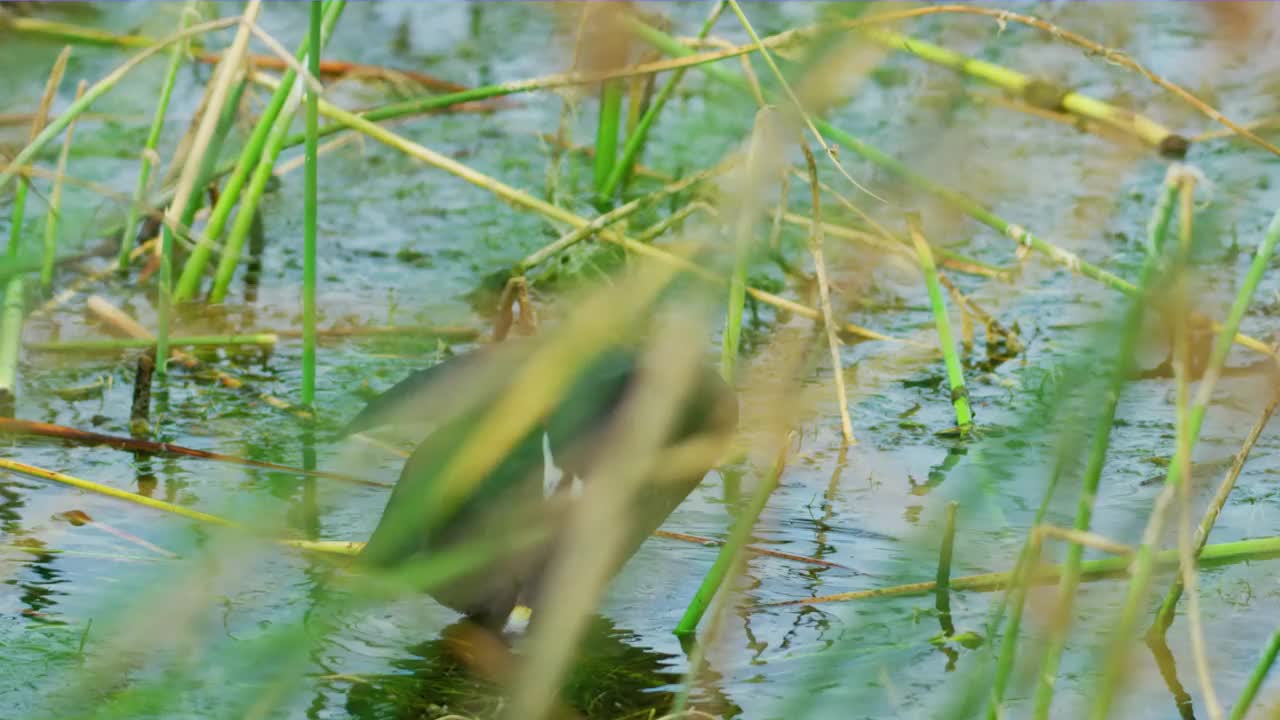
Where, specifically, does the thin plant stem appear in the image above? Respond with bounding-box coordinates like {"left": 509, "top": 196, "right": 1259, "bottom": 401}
{"left": 599, "top": 0, "right": 726, "bottom": 200}
{"left": 26, "top": 334, "right": 279, "bottom": 352}
{"left": 0, "top": 47, "right": 68, "bottom": 412}
{"left": 908, "top": 215, "right": 972, "bottom": 428}
{"left": 935, "top": 501, "right": 960, "bottom": 623}
{"left": 157, "top": 1, "right": 262, "bottom": 378}
{"left": 1089, "top": 202, "right": 1280, "bottom": 720}
{"left": 864, "top": 28, "right": 1182, "bottom": 154}
{"left": 1167, "top": 177, "right": 1222, "bottom": 720}
{"left": 302, "top": 0, "right": 322, "bottom": 408}
{"left": 0, "top": 458, "right": 358, "bottom": 557}
{"left": 0, "top": 16, "right": 243, "bottom": 193}
{"left": 801, "top": 144, "right": 854, "bottom": 444}
{"left": 257, "top": 73, "right": 901, "bottom": 344}
{"left": 42, "top": 80, "right": 86, "bottom": 293}
{"left": 628, "top": 18, "right": 1274, "bottom": 359}
{"left": 1030, "top": 169, "right": 1184, "bottom": 719}
{"left": 675, "top": 438, "right": 791, "bottom": 635}
{"left": 118, "top": 3, "right": 194, "bottom": 270}
{"left": 719, "top": 107, "right": 776, "bottom": 383}
{"left": 1148, "top": 385, "right": 1280, "bottom": 637}
{"left": 173, "top": 0, "right": 344, "bottom": 303}
{"left": 592, "top": 77, "right": 623, "bottom": 202}
{"left": 1229, "top": 628, "right": 1280, "bottom": 720}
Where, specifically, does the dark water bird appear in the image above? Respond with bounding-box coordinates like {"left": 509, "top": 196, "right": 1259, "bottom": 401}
{"left": 341, "top": 338, "right": 738, "bottom": 632}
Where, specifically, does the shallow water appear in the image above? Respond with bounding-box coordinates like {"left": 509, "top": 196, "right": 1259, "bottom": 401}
{"left": 5, "top": 2, "right": 1280, "bottom": 718}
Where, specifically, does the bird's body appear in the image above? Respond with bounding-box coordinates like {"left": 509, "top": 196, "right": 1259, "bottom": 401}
{"left": 343, "top": 340, "right": 737, "bottom": 630}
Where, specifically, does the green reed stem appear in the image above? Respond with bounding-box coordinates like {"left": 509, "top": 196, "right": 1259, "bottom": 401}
{"left": 909, "top": 215, "right": 971, "bottom": 428}
{"left": 0, "top": 46, "right": 64, "bottom": 410}
{"left": 42, "top": 81, "right": 85, "bottom": 293}
{"left": 174, "top": 0, "right": 343, "bottom": 303}
{"left": 1148, "top": 393, "right": 1280, "bottom": 639}
{"left": 593, "top": 78, "right": 623, "bottom": 202}
{"left": 988, "top": 178, "right": 1177, "bottom": 712}
{"left": 1229, "top": 628, "right": 1280, "bottom": 720}
{"left": 1028, "top": 171, "right": 1182, "bottom": 719}
{"left": 1090, "top": 204, "right": 1280, "bottom": 720}
{"left": 935, "top": 501, "right": 959, "bottom": 620}
{"left": 26, "top": 334, "right": 278, "bottom": 353}
{"left": 118, "top": 6, "right": 192, "bottom": 270}
{"left": 0, "top": 17, "right": 242, "bottom": 194}
{"left": 302, "top": 0, "right": 322, "bottom": 408}
{"left": 676, "top": 440, "right": 789, "bottom": 635}
{"left": 628, "top": 19, "right": 1280, "bottom": 358}
{"left": 600, "top": 1, "right": 726, "bottom": 200}
{"left": 864, "top": 28, "right": 1180, "bottom": 152}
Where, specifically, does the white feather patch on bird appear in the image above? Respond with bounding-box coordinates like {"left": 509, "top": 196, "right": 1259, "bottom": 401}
{"left": 503, "top": 604, "right": 533, "bottom": 635}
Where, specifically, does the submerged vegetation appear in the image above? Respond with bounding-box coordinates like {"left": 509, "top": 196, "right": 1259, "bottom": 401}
{"left": 3, "top": 1, "right": 1280, "bottom": 718}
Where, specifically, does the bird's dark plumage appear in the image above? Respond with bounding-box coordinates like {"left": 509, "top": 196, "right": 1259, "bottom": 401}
{"left": 344, "top": 340, "right": 737, "bottom": 630}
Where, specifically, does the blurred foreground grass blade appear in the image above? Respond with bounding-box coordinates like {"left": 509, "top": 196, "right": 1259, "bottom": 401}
{"left": 1090, "top": 203, "right": 1280, "bottom": 720}
{"left": 118, "top": 3, "right": 194, "bottom": 270}
{"left": 676, "top": 438, "right": 789, "bottom": 636}
{"left": 988, "top": 170, "right": 1177, "bottom": 712}
{"left": 626, "top": 17, "right": 1274, "bottom": 359}
{"left": 1029, "top": 168, "right": 1184, "bottom": 719}
{"left": 173, "top": 0, "right": 344, "bottom": 303}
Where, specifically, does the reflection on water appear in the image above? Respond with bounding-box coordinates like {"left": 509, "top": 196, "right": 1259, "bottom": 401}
{"left": 344, "top": 615, "right": 742, "bottom": 719}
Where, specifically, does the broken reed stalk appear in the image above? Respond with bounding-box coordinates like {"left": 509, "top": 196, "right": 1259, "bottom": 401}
{"left": 0, "top": 417, "right": 383, "bottom": 487}
{"left": 157, "top": 0, "right": 262, "bottom": 378}
{"left": 600, "top": 0, "right": 726, "bottom": 200}
{"left": 0, "top": 458, "right": 360, "bottom": 557}
{"left": 1029, "top": 169, "right": 1183, "bottom": 719}
{"left": 302, "top": 0, "right": 322, "bottom": 408}
{"left": 1149, "top": 388, "right": 1280, "bottom": 637}
{"left": 765, "top": 534, "right": 1280, "bottom": 607}
{"left": 675, "top": 437, "right": 790, "bottom": 635}
{"left": 117, "top": 4, "right": 192, "bottom": 270}
{"left": 1090, "top": 204, "right": 1280, "bottom": 720}
{"left": 864, "top": 28, "right": 1185, "bottom": 156}
{"left": 42, "top": 79, "right": 86, "bottom": 293}
{"left": 628, "top": 19, "right": 1274, "bottom": 359}
{"left": 172, "top": 0, "right": 344, "bottom": 303}
{"left": 85, "top": 295, "right": 312, "bottom": 420}
{"left": 26, "top": 334, "right": 279, "bottom": 352}
{"left": 129, "top": 350, "right": 155, "bottom": 436}
{"left": 1230, "top": 628, "right": 1280, "bottom": 720}
{"left": 263, "top": 73, "right": 902, "bottom": 344}
{"left": 908, "top": 216, "right": 972, "bottom": 429}
{"left": 0, "top": 47, "right": 69, "bottom": 414}
{"left": 801, "top": 145, "right": 855, "bottom": 444}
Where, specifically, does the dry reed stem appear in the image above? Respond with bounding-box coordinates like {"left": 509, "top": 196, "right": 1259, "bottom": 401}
{"left": 257, "top": 72, "right": 904, "bottom": 344}
{"left": 801, "top": 144, "right": 855, "bottom": 444}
